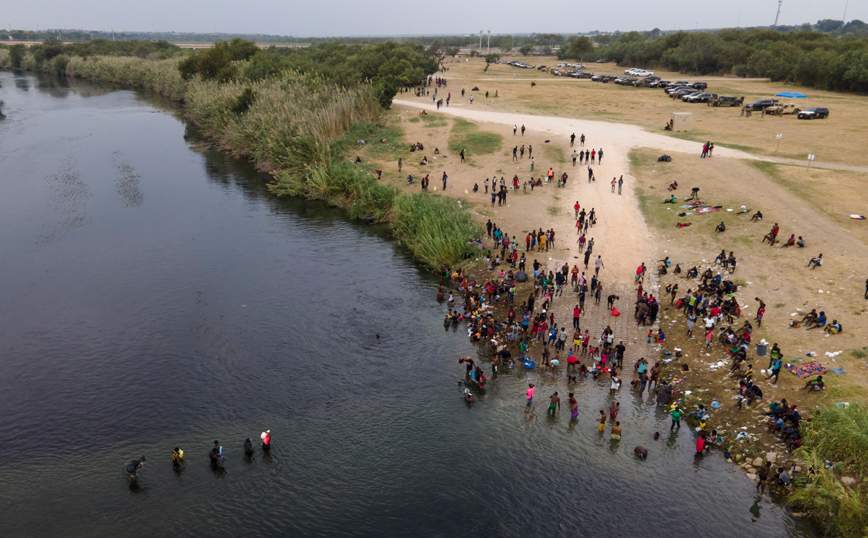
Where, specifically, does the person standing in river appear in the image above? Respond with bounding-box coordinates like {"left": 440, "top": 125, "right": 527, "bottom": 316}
{"left": 172, "top": 447, "right": 184, "bottom": 471}
{"left": 548, "top": 392, "right": 560, "bottom": 415}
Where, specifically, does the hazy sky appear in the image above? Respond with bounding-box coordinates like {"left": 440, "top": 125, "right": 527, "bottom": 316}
{"left": 5, "top": 0, "right": 863, "bottom": 37}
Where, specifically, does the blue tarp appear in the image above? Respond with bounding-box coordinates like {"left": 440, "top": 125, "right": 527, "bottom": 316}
{"left": 775, "top": 92, "right": 808, "bottom": 98}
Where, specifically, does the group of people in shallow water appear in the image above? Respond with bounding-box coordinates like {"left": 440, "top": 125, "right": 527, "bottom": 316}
{"left": 125, "top": 431, "right": 272, "bottom": 479}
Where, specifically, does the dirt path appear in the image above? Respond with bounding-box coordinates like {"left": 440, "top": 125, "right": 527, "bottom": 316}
{"left": 395, "top": 99, "right": 661, "bottom": 287}
{"left": 394, "top": 99, "right": 868, "bottom": 172}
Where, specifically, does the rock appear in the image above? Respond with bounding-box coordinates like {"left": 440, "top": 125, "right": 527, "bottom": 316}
{"left": 753, "top": 457, "right": 764, "bottom": 467}
{"left": 747, "top": 473, "right": 757, "bottom": 480}
{"left": 766, "top": 452, "right": 777, "bottom": 463}
{"left": 735, "top": 454, "right": 744, "bottom": 463}
{"left": 841, "top": 477, "right": 856, "bottom": 486}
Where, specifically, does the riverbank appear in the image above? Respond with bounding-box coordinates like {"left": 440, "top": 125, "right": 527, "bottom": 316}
{"left": 629, "top": 147, "right": 868, "bottom": 535}
{"left": 0, "top": 50, "right": 482, "bottom": 270}
{"left": 357, "top": 92, "right": 868, "bottom": 535}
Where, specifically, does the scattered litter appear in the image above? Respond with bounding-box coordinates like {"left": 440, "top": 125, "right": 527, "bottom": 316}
{"left": 825, "top": 351, "right": 841, "bottom": 357}
{"left": 831, "top": 368, "right": 846, "bottom": 375}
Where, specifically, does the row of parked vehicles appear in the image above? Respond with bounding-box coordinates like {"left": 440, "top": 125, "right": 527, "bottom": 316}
{"left": 742, "top": 99, "right": 831, "bottom": 119}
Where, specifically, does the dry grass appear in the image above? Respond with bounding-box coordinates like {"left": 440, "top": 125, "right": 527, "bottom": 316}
{"left": 440, "top": 56, "right": 868, "bottom": 167}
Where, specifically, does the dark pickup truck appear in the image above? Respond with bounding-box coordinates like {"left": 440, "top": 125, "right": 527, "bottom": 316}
{"left": 745, "top": 99, "right": 779, "bottom": 111}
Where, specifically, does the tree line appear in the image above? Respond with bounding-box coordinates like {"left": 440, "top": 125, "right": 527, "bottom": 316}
{"left": 556, "top": 25, "right": 868, "bottom": 93}
{"left": 179, "top": 40, "right": 438, "bottom": 108}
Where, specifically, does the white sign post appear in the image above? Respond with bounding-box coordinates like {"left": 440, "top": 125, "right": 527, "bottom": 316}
{"left": 776, "top": 133, "right": 783, "bottom": 152}
{"left": 807, "top": 153, "right": 815, "bottom": 170}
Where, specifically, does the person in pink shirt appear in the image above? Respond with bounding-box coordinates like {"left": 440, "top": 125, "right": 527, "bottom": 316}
{"left": 526, "top": 384, "right": 535, "bottom": 406}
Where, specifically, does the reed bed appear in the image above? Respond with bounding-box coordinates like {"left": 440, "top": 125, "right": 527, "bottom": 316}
{"left": 789, "top": 405, "right": 868, "bottom": 537}
{"left": 65, "top": 56, "right": 187, "bottom": 100}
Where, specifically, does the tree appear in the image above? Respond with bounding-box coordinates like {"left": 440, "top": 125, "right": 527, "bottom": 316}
{"left": 560, "top": 36, "right": 594, "bottom": 60}
{"left": 9, "top": 44, "right": 26, "bottom": 69}
{"left": 445, "top": 47, "right": 460, "bottom": 57}
{"left": 519, "top": 44, "right": 535, "bottom": 56}
{"left": 484, "top": 53, "right": 501, "bottom": 66}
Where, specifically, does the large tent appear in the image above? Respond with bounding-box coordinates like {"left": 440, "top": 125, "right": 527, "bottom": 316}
{"left": 775, "top": 91, "right": 808, "bottom": 106}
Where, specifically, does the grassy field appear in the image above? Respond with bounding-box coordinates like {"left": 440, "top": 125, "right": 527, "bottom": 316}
{"left": 437, "top": 56, "right": 868, "bottom": 167}
{"left": 448, "top": 117, "right": 502, "bottom": 163}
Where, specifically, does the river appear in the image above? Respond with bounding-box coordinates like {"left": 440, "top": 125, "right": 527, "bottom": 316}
{"left": 0, "top": 72, "right": 815, "bottom": 537}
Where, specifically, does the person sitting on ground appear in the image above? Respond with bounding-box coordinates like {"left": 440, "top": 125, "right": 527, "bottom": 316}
{"left": 750, "top": 210, "right": 763, "bottom": 222}
{"left": 420, "top": 156, "right": 429, "bottom": 165}
{"left": 668, "top": 181, "right": 678, "bottom": 191}
{"left": 781, "top": 234, "right": 796, "bottom": 248}
{"left": 715, "top": 221, "right": 726, "bottom": 233}
{"left": 823, "top": 319, "right": 842, "bottom": 334}
{"left": 434, "top": 147, "right": 440, "bottom": 155}
{"left": 802, "top": 376, "right": 825, "bottom": 392}
{"left": 662, "top": 195, "right": 676, "bottom": 203}
{"left": 407, "top": 175, "right": 415, "bottom": 184}
{"left": 807, "top": 253, "right": 823, "bottom": 269}
{"left": 797, "top": 236, "right": 806, "bottom": 248}
{"left": 800, "top": 309, "right": 817, "bottom": 326}
{"left": 805, "top": 311, "right": 827, "bottom": 330}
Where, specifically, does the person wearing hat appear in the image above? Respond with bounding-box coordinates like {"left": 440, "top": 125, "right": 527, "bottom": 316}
{"left": 261, "top": 430, "right": 271, "bottom": 452}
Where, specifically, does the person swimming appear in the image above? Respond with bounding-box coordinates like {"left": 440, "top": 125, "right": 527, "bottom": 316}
{"left": 635, "top": 446, "right": 648, "bottom": 459}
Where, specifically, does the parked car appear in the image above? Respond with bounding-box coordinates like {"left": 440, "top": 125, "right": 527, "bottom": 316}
{"left": 685, "top": 92, "right": 718, "bottom": 103}
{"left": 745, "top": 99, "right": 779, "bottom": 111}
{"left": 690, "top": 82, "right": 708, "bottom": 90}
{"left": 797, "top": 107, "right": 830, "bottom": 120}
{"left": 672, "top": 88, "right": 697, "bottom": 98}
{"left": 634, "top": 76, "right": 661, "bottom": 87}
{"left": 710, "top": 96, "right": 745, "bottom": 107}
{"left": 666, "top": 85, "right": 691, "bottom": 95}
{"left": 680, "top": 91, "right": 703, "bottom": 101}
{"left": 596, "top": 59, "right": 607, "bottom": 63}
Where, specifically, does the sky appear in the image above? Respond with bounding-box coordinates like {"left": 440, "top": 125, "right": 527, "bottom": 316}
{"left": 4, "top": 0, "right": 864, "bottom": 37}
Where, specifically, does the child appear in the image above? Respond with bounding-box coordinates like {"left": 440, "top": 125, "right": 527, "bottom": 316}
{"left": 581, "top": 331, "right": 590, "bottom": 355}
{"left": 647, "top": 330, "right": 653, "bottom": 343}
{"left": 705, "top": 328, "right": 714, "bottom": 348}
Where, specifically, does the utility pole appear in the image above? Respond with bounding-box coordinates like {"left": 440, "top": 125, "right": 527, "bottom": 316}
{"left": 479, "top": 30, "right": 483, "bottom": 50}
{"left": 774, "top": 0, "right": 783, "bottom": 29}
{"left": 487, "top": 29, "right": 491, "bottom": 55}
{"left": 843, "top": 0, "right": 849, "bottom": 24}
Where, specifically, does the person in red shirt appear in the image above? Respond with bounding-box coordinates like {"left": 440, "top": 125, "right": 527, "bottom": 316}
{"left": 574, "top": 201, "right": 581, "bottom": 218}
{"left": 261, "top": 430, "right": 271, "bottom": 452}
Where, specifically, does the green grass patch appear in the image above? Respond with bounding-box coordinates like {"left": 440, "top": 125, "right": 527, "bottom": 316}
{"left": 421, "top": 114, "right": 449, "bottom": 128}
{"left": 748, "top": 160, "right": 779, "bottom": 177}
{"left": 542, "top": 143, "right": 566, "bottom": 164}
{"left": 634, "top": 187, "right": 674, "bottom": 230}
{"left": 716, "top": 142, "right": 755, "bottom": 152}
{"left": 852, "top": 348, "right": 868, "bottom": 359}
{"left": 548, "top": 206, "right": 561, "bottom": 216}
{"left": 448, "top": 118, "right": 503, "bottom": 161}
{"left": 407, "top": 116, "right": 420, "bottom": 123}
{"left": 348, "top": 123, "right": 405, "bottom": 162}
